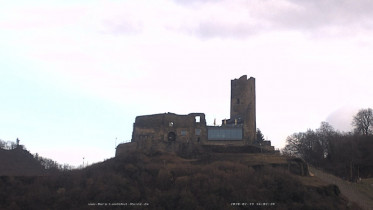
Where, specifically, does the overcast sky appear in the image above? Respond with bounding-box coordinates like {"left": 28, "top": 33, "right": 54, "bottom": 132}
{"left": 1, "top": 0, "right": 373, "bottom": 166}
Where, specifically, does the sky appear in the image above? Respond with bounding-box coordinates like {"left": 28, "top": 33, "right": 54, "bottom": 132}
{"left": 1, "top": 0, "right": 373, "bottom": 166}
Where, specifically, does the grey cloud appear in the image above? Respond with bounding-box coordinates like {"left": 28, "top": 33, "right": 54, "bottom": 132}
{"left": 274, "top": 0, "right": 373, "bottom": 30}
{"left": 183, "top": 0, "right": 373, "bottom": 39}
{"left": 326, "top": 107, "right": 357, "bottom": 132}
{"left": 173, "top": 0, "right": 223, "bottom": 6}
{"left": 102, "top": 19, "right": 142, "bottom": 35}
{"left": 98, "top": 0, "right": 373, "bottom": 39}
{"left": 196, "top": 21, "right": 263, "bottom": 39}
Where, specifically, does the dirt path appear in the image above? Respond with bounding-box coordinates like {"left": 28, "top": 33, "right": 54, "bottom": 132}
{"left": 310, "top": 167, "right": 373, "bottom": 210}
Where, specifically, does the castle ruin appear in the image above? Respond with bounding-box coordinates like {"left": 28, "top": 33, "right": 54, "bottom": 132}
{"left": 116, "top": 75, "right": 273, "bottom": 156}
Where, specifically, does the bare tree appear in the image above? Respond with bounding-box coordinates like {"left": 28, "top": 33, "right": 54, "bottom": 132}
{"left": 283, "top": 123, "right": 338, "bottom": 166}
{"left": 352, "top": 108, "right": 373, "bottom": 136}
{"left": 282, "top": 133, "right": 302, "bottom": 157}
{"left": 316, "top": 122, "right": 335, "bottom": 158}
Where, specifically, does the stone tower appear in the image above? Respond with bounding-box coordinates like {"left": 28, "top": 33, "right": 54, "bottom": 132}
{"left": 230, "top": 75, "right": 256, "bottom": 144}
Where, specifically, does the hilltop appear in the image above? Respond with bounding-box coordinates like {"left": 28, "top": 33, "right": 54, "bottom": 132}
{"left": 0, "top": 147, "right": 47, "bottom": 176}
{"left": 0, "top": 146, "right": 360, "bottom": 210}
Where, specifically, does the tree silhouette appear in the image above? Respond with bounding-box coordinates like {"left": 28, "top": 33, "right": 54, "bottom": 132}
{"left": 352, "top": 108, "right": 373, "bottom": 136}
{"left": 256, "top": 128, "right": 265, "bottom": 142}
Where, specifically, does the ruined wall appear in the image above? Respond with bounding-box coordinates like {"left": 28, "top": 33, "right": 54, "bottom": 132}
{"left": 131, "top": 113, "right": 207, "bottom": 152}
{"left": 230, "top": 75, "right": 256, "bottom": 144}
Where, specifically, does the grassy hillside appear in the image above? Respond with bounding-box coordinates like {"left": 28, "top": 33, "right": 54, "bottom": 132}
{"left": 0, "top": 149, "right": 360, "bottom": 210}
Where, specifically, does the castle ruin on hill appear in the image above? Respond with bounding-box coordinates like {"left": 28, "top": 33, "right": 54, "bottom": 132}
{"left": 116, "top": 75, "right": 273, "bottom": 157}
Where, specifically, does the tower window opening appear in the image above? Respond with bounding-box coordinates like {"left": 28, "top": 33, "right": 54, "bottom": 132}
{"left": 195, "top": 116, "right": 200, "bottom": 123}
{"left": 237, "top": 98, "right": 240, "bottom": 104}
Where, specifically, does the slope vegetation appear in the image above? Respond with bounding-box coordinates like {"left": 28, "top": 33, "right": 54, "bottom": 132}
{"left": 0, "top": 147, "right": 46, "bottom": 176}
{"left": 0, "top": 150, "right": 359, "bottom": 210}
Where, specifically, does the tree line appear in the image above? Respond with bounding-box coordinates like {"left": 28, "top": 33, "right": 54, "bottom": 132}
{"left": 283, "top": 108, "right": 373, "bottom": 181}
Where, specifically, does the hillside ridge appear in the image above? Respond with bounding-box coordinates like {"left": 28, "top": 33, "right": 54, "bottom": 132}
{"left": 0, "top": 147, "right": 46, "bottom": 176}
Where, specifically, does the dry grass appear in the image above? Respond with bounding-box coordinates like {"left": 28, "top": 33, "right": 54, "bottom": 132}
{"left": 310, "top": 167, "right": 373, "bottom": 210}
{"left": 356, "top": 178, "right": 373, "bottom": 202}
{"left": 210, "top": 153, "right": 288, "bottom": 166}
{"left": 297, "top": 175, "right": 329, "bottom": 187}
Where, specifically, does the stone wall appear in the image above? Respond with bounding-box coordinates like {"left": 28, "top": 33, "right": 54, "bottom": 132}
{"left": 132, "top": 113, "right": 207, "bottom": 146}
